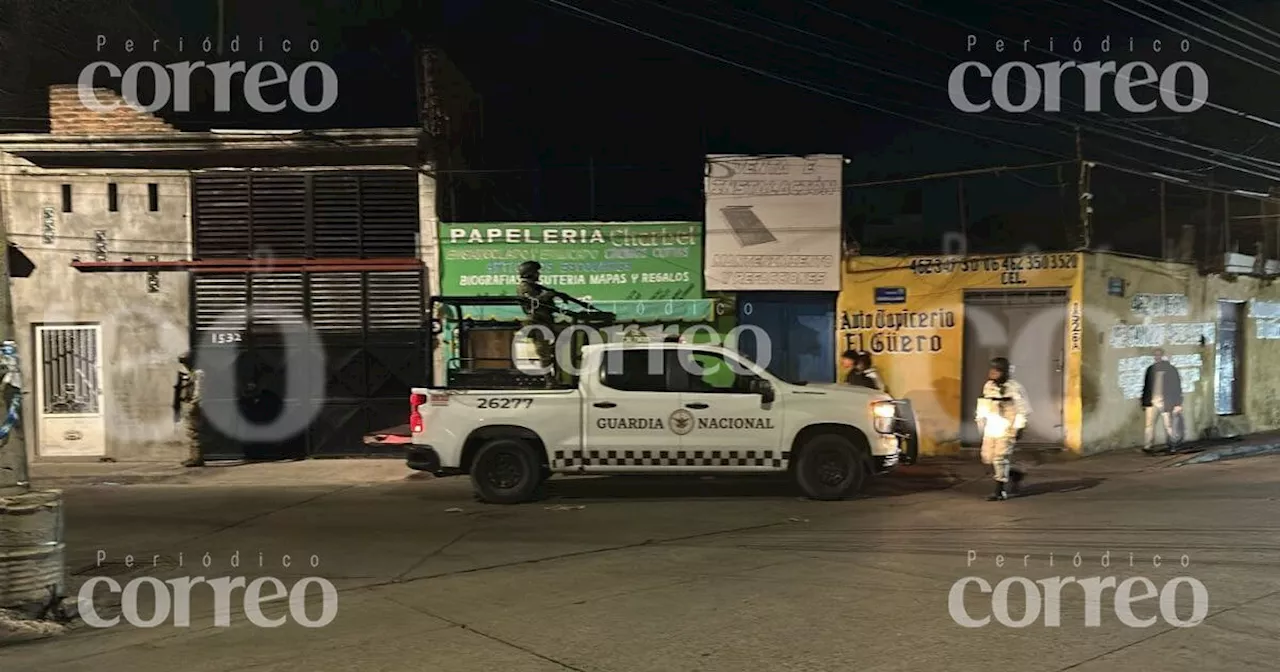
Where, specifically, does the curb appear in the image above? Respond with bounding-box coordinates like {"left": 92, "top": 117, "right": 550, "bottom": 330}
{"left": 1173, "top": 442, "right": 1280, "bottom": 466}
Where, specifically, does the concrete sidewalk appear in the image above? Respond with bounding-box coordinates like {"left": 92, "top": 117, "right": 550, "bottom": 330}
{"left": 29, "top": 458, "right": 422, "bottom": 487}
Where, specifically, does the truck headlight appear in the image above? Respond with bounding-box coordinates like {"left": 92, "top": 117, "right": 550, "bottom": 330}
{"left": 871, "top": 401, "right": 896, "bottom": 434}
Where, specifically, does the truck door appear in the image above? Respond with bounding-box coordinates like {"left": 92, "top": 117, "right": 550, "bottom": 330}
{"left": 579, "top": 347, "right": 685, "bottom": 470}
{"left": 673, "top": 348, "right": 784, "bottom": 469}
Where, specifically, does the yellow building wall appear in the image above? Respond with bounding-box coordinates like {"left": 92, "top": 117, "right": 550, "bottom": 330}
{"left": 838, "top": 254, "right": 1085, "bottom": 455}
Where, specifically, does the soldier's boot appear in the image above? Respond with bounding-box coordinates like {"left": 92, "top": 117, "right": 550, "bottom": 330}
{"left": 986, "top": 480, "right": 1007, "bottom": 501}
{"left": 1008, "top": 468, "right": 1025, "bottom": 496}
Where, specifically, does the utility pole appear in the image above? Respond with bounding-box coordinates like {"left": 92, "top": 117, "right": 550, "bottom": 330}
{"left": 1075, "top": 128, "right": 1092, "bottom": 250}
{"left": 0, "top": 191, "right": 67, "bottom": 619}
{"left": 1159, "top": 180, "right": 1167, "bottom": 260}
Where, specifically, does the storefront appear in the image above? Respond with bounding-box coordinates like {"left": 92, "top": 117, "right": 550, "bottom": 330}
{"left": 436, "top": 221, "right": 731, "bottom": 372}
{"left": 837, "top": 253, "right": 1085, "bottom": 456}
{"left": 704, "top": 154, "right": 845, "bottom": 382}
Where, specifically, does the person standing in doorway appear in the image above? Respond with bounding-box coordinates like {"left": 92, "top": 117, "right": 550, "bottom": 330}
{"left": 975, "top": 357, "right": 1030, "bottom": 501}
{"left": 1141, "top": 348, "right": 1184, "bottom": 454}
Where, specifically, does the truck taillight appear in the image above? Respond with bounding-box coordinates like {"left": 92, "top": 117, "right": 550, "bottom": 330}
{"left": 410, "top": 393, "right": 426, "bottom": 433}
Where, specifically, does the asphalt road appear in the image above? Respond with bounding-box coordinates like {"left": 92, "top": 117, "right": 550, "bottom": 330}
{"left": 4, "top": 455, "right": 1279, "bottom": 672}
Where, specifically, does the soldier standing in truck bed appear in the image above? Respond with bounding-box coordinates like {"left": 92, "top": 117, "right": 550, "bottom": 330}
{"left": 516, "top": 261, "right": 559, "bottom": 384}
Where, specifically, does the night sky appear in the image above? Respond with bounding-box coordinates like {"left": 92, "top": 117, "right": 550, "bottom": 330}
{"left": 2, "top": 0, "right": 1278, "bottom": 257}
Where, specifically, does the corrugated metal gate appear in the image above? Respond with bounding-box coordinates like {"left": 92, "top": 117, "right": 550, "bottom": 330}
{"left": 191, "top": 170, "right": 424, "bottom": 459}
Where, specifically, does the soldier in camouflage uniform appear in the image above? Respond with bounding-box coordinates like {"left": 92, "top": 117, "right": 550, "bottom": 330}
{"left": 974, "top": 357, "right": 1029, "bottom": 501}
{"left": 516, "top": 261, "right": 560, "bottom": 385}
{"left": 175, "top": 352, "right": 205, "bottom": 467}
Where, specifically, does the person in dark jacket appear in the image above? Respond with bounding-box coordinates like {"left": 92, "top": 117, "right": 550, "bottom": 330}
{"left": 1141, "top": 348, "right": 1184, "bottom": 453}
{"left": 857, "top": 351, "right": 888, "bottom": 395}
{"left": 841, "top": 349, "right": 876, "bottom": 389}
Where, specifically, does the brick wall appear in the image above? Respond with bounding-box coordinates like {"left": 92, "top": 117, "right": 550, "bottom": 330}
{"left": 48, "top": 84, "right": 177, "bottom": 135}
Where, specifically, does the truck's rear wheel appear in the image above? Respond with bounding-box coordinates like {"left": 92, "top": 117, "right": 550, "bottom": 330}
{"left": 470, "top": 438, "right": 541, "bottom": 504}
{"left": 793, "top": 434, "right": 870, "bottom": 500}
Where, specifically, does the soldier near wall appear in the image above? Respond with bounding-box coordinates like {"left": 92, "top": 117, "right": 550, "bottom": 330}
{"left": 175, "top": 352, "right": 204, "bottom": 467}
{"left": 516, "top": 261, "right": 560, "bottom": 384}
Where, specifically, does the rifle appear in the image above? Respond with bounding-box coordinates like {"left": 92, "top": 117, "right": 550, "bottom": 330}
{"left": 523, "top": 281, "right": 616, "bottom": 326}
{"left": 172, "top": 370, "right": 189, "bottom": 423}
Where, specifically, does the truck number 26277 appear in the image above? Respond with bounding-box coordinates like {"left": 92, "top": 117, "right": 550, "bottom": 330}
{"left": 477, "top": 398, "right": 533, "bottom": 409}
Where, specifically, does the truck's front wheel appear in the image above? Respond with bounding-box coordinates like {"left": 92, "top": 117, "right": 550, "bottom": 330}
{"left": 470, "top": 438, "right": 541, "bottom": 504}
{"left": 793, "top": 434, "right": 869, "bottom": 501}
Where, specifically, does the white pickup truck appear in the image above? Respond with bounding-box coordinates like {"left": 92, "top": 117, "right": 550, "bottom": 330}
{"left": 407, "top": 341, "right": 918, "bottom": 503}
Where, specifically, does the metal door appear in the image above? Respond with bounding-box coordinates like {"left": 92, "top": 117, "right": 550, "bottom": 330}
{"left": 736, "top": 292, "right": 836, "bottom": 383}
{"left": 191, "top": 169, "right": 423, "bottom": 460}
{"left": 961, "top": 291, "right": 1068, "bottom": 446}
{"left": 34, "top": 325, "right": 106, "bottom": 457}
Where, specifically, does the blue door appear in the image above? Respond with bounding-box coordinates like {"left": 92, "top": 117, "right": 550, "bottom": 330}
{"left": 735, "top": 293, "right": 837, "bottom": 383}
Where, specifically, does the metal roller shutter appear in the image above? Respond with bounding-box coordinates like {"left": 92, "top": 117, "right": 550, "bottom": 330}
{"left": 191, "top": 169, "right": 424, "bottom": 459}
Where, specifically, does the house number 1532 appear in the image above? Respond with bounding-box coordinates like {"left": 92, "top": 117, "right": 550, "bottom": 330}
{"left": 210, "top": 332, "right": 243, "bottom": 344}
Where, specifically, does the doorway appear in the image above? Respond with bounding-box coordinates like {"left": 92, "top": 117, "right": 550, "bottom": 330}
{"left": 735, "top": 292, "right": 836, "bottom": 383}
{"left": 34, "top": 324, "right": 106, "bottom": 457}
{"left": 961, "top": 290, "right": 1068, "bottom": 447}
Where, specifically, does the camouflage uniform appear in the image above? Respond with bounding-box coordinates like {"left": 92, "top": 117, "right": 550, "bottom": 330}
{"left": 516, "top": 262, "right": 560, "bottom": 382}
{"left": 176, "top": 355, "right": 204, "bottom": 466}
{"left": 974, "top": 357, "right": 1030, "bottom": 500}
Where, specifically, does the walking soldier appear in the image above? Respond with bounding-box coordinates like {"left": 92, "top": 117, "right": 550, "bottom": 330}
{"left": 974, "top": 357, "right": 1030, "bottom": 501}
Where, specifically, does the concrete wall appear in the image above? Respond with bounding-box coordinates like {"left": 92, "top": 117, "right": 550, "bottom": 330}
{"left": 0, "top": 154, "right": 192, "bottom": 462}
{"left": 1080, "top": 252, "right": 1280, "bottom": 452}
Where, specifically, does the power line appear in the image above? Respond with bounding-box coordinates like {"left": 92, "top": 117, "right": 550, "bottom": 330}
{"left": 1091, "top": 160, "right": 1280, "bottom": 200}
{"left": 648, "top": 0, "right": 1048, "bottom": 129}
{"left": 1165, "top": 0, "right": 1280, "bottom": 54}
{"left": 527, "top": 0, "right": 1070, "bottom": 160}
{"left": 647, "top": 0, "right": 1280, "bottom": 183}
{"left": 844, "top": 161, "right": 1073, "bottom": 187}
{"left": 1104, "top": 0, "right": 1280, "bottom": 76}
{"left": 883, "top": 0, "right": 1280, "bottom": 132}
{"left": 1198, "top": 0, "right": 1280, "bottom": 43}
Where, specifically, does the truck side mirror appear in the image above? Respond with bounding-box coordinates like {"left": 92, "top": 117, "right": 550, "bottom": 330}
{"left": 750, "top": 378, "right": 775, "bottom": 404}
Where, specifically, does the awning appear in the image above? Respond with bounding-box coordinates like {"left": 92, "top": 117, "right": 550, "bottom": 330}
{"left": 458, "top": 299, "right": 716, "bottom": 323}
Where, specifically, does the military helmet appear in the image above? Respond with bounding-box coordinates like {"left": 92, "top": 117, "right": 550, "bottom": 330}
{"left": 518, "top": 260, "right": 541, "bottom": 278}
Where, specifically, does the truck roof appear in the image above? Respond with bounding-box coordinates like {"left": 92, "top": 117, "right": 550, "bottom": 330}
{"left": 582, "top": 341, "right": 725, "bottom": 353}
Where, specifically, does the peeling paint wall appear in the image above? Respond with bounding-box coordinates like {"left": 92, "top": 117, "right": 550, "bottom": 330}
{"left": 1080, "top": 252, "right": 1280, "bottom": 452}
{"left": 0, "top": 154, "right": 192, "bottom": 462}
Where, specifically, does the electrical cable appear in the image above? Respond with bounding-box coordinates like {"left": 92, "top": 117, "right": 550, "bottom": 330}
{"left": 1165, "top": 0, "right": 1280, "bottom": 54}
{"left": 526, "top": 0, "right": 1070, "bottom": 160}
{"left": 669, "top": 0, "right": 1280, "bottom": 184}
{"left": 1197, "top": 0, "right": 1280, "bottom": 42}
{"left": 843, "top": 161, "right": 1073, "bottom": 187}
{"left": 805, "top": 0, "right": 1280, "bottom": 177}
{"left": 1104, "top": 0, "right": 1280, "bottom": 74}
{"left": 883, "top": 0, "right": 1280, "bottom": 132}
